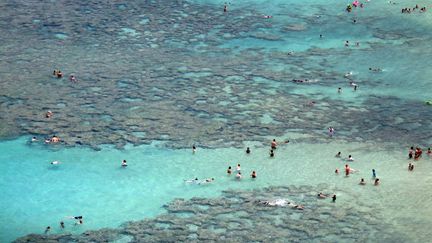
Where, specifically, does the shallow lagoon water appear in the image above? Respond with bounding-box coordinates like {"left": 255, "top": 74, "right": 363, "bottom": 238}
{"left": 2, "top": 137, "right": 432, "bottom": 242}
{"left": 1, "top": 0, "right": 432, "bottom": 242}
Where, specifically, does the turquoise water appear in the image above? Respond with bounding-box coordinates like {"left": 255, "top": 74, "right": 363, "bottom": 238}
{"left": 2, "top": 137, "right": 432, "bottom": 242}
{"left": 1, "top": 0, "right": 432, "bottom": 241}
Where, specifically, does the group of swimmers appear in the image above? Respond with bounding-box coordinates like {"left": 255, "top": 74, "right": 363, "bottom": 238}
{"left": 408, "top": 146, "right": 428, "bottom": 160}
{"left": 226, "top": 164, "right": 257, "bottom": 179}
{"left": 401, "top": 5, "right": 427, "bottom": 14}
{"left": 53, "top": 69, "right": 78, "bottom": 82}
{"left": 44, "top": 216, "right": 83, "bottom": 234}
{"left": 31, "top": 135, "right": 61, "bottom": 144}
{"left": 334, "top": 151, "right": 381, "bottom": 186}
{"left": 406, "top": 146, "right": 430, "bottom": 171}
{"left": 269, "top": 139, "right": 289, "bottom": 157}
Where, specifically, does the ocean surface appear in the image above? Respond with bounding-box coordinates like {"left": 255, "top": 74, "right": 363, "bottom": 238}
{"left": 1, "top": 0, "right": 431, "bottom": 242}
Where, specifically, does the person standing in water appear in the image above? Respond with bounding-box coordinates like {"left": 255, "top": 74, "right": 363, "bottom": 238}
{"left": 271, "top": 139, "right": 277, "bottom": 150}
{"left": 246, "top": 147, "right": 251, "bottom": 154}
{"left": 408, "top": 146, "right": 414, "bottom": 159}
{"left": 345, "top": 164, "right": 350, "bottom": 176}
{"left": 121, "top": 160, "right": 127, "bottom": 167}
{"left": 251, "top": 171, "right": 257, "bottom": 178}
{"left": 332, "top": 194, "right": 336, "bottom": 202}
{"left": 372, "top": 169, "right": 376, "bottom": 178}
{"left": 192, "top": 145, "right": 196, "bottom": 154}
{"left": 328, "top": 127, "right": 335, "bottom": 137}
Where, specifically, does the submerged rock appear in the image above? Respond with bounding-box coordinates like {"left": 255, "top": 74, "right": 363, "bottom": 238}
{"left": 15, "top": 185, "right": 409, "bottom": 242}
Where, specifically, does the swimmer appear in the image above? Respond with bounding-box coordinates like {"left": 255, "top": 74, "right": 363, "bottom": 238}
{"left": 44, "top": 226, "right": 51, "bottom": 234}
{"left": 284, "top": 140, "right": 290, "bottom": 144}
{"left": 408, "top": 163, "right": 414, "bottom": 171}
{"left": 192, "top": 145, "right": 196, "bottom": 154}
{"left": 369, "top": 67, "right": 383, "bottom": 72}
{"left": 66, "top": 216, "right": 83, "bottom": 225}
{"left": 269, "top": 149, "right": 275, "bottom": 157}
{"left": 56, "top": 71, "right": 63, "bottom": 78}
{"left": 121, "top": 159, "right": 127, "bottom": 167}
{"left": 372, "top": 169, "right": 376, "bottom": 178}
{"left": 320, "top": 34, "right": 323, "bottom": 38}
{"left": 427, "top": 148, "right": 431, "bottom": 155}
{"left": 251, "top": 171, "right": 257, "bottom": 178}
{"left": 335, "top": 168, "right": 339, "bottom": 174}
{"left": 345, "top": 164, "right": 351, "bottom": 176}
{"left": 60, "top": 221, "right": 65, "bottom": 229}
{"left": 338, "top": 87, "right": 342, "bottom": 93}
{"left": 50, "top": 160, "right": 61, "bottom": 165}
{"left": 347, "top": 155, "right": 354, "bottom": 161}
{"left": 294, "top": 204, "right": 305, "bottom": 210}
{"left": 199, "top": 178, "right": 214, "bottom": 184}
{"left": 359, "top": 178, "right": 366, "bottom": 185}
{"left": 51, "top": 136, "right": 60, "bottom": 143}
{"left": 332, "top": 194, "right": 336, "bottom": 202}
{"left": 31, "top": 136, "right": 38, "bottom": 142}
{"left": 335, "top": 152, "right": 341, "bottom": 157}
{"left": 271, "top": 139, "right": 277, "bottom": 150}
{"left": 317, "top": 192, "right": 327, "bottom": 199}
{"left": 236, "top": 163, "right": 241, "bottom": 172}
{"left": 246, "top": 147, "right": 251, "bottom": 154}
{"left": 328, "top": 127, "right": 335, "bottom": 137}
{"left": 414, "top": 147, "right": 422, "bottom": 160}
{"left": 409, "top": 146, "right": 414, "bottom": 159}
{"left": 185, "top": 178, "right": 199, "bottom": 184}
{"left": 260, "top": 199, "right": 288, "bottom": 207}
{"left": 263, "top": 15, "right": 273, "bottom": 19}
{"left": 69, "top": 75, "right": 77, "bottom": 82}
{"left": 227, "top": 166, "right": 232, "bottom": 175}
{"left": 236, "top": 171, "right": 242, "bottom": 179}
{"left": 45, "top": 110, "right": 53, "bottom": 118}
{"left": 374, "top": 178, "right": 380, "bottom": 186}
{"left": 345, "top": 40, "right": 349, "bottom": 47}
